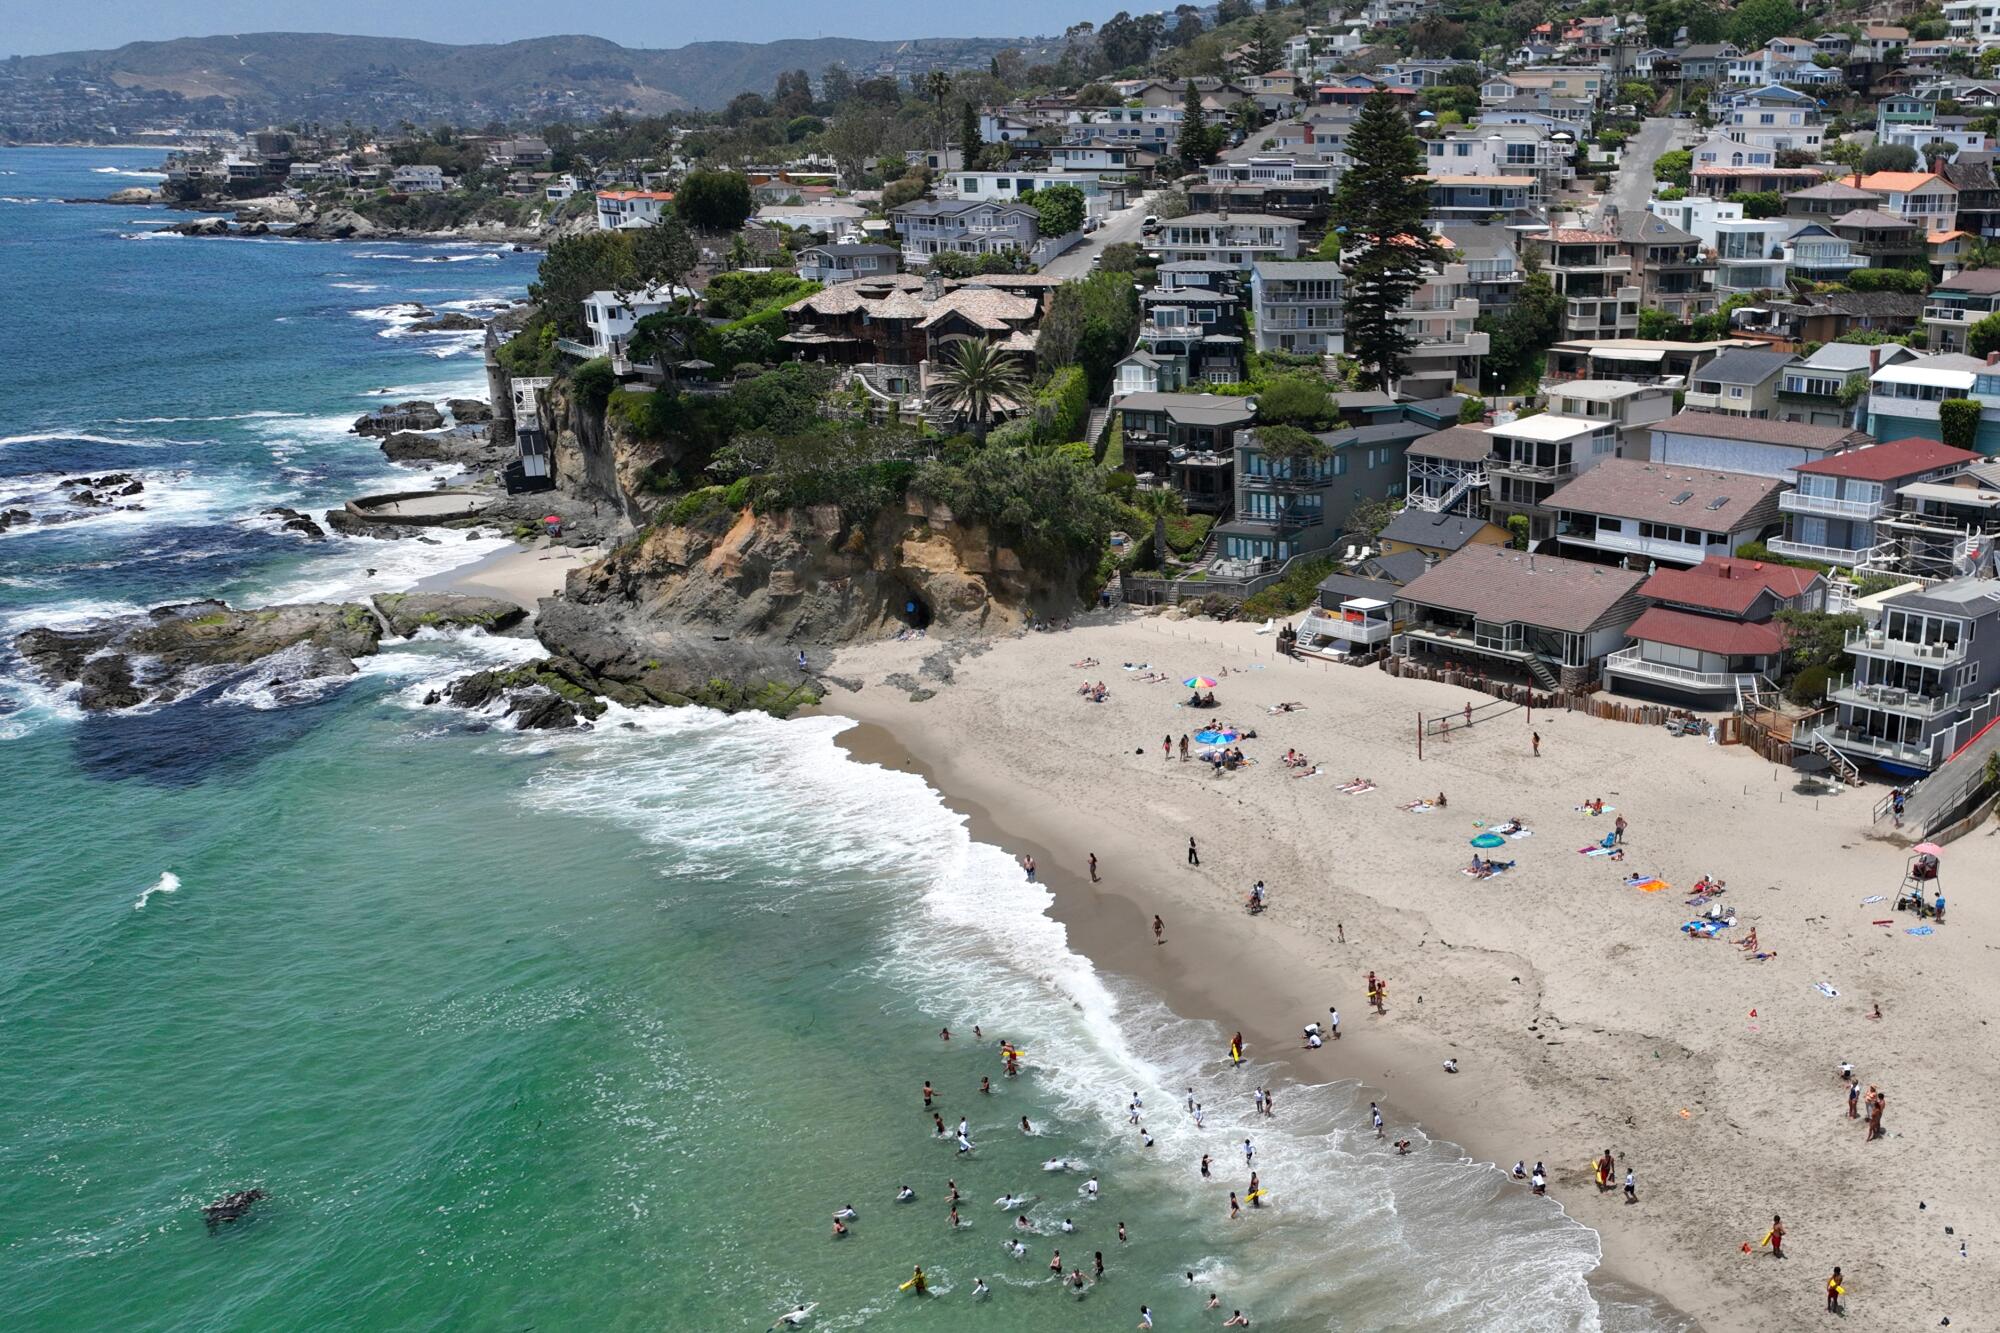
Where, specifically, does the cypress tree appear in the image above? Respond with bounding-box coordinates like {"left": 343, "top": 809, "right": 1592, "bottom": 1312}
{"left": 960, "top": 101, "right": 983, "bottom": 166}
{"left": 1179, "top": 79, "right": 1217, "bottom": 173}
{"left": 1330, "top": 92, "right": 1449, "bottom": 392}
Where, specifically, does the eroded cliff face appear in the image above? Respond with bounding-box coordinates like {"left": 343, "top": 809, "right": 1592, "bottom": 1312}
{"left": 565, "top": 495, "right": 1071, "bottom": 645}
{"left": 542, "top": 381, "right": 668, "bottom": 527}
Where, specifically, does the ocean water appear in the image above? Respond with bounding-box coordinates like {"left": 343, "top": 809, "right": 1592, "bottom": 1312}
{"left": 0, "top": 148, "right": 1687, "bottom": 1331}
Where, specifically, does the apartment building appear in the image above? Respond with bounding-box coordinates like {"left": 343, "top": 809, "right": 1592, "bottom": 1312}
{"left": 1248, "top": 261, "right": 1343, "bottom": 356}
{"left": 1151, "top": 212, "right": 1305, "bottom": 269}
{"left": 1482, "top": 413, "right": 1621, "bottom": 544}
{"left": 1523, "top": 228, "right": 1640, "bottom": 341}
{"left": 1613, "top": 211, "right": 1717, "bottom": 324}
{"left": 1923, "top": 269, "right": 2000, "bottom": 354}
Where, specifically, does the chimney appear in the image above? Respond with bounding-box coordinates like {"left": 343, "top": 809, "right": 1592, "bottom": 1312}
{"left": 1721, "top": 559, "right": 1732, "bottom": 579}
{"left": 1303, "top": 122, "right": 1315, "bottom": 145}
{"left": 1870, "top": 346, "right": 1882, "bottom": 374}
{"left": 1988, "top": 351, "right": 2000, "bottom": 367}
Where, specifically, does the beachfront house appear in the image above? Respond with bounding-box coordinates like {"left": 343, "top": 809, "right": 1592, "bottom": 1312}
{"left": 1215, "top": 419, "right": 1434, "bottom": 565}
{"left": 1392, "top": 543, "right": 1650, "bottom": 690}
{"left": 1150, "top": 213, "right": 1305, "bottom": 269}
{"left": 889, "top": 199, "right": 1041, "bottom": 266}
{"left": 1768, "top": 437, "right": 1978, "bottom": 568}
{"left": 1544, "top": 338, "right": 1762, "bottom": 386}
{"left": 1377, "top": 508, "right": 1511, "bottom": 562}
{"left": 1544, "top": 459, "right": 1786, "bottom": 569}
{"left": 1138, "top": 285, "right": 1247, "bottom": 386}
{"left": 1115, "top": 393, "right": 1257, "bottom": 516}
{"left": 595, "top": 190, "right": 675, "bottom": 230}
{"left": 1402, "top": 425, "right": 1495, "bottom": 519}
{"left": 1604, "top": 556, "right": 1824, "bottom": 708}
{"left": 567, "top": 283, "right": 693, "bottom": 367}
{"left": 1865, "top": 352, "right": 2000, "bottom": 455}
{"left": 391, "top": 165, "right": 447, "bottom": 193}
{"left": 1808, "top": 576, "right": 2000, "bottom": 777}
{"left": 795, "top": 243, "right": 901, "bottom": 285}
{"left": 1483, "top": 413, "right": 1621, "bottom": 546}
{"left": 1777, "top": 344, "right": 1918, "bottom": 428}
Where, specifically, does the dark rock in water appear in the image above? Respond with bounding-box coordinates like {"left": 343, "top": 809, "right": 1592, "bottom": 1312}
{"left": 63, "top": 473, "right": 135, "bottom": 489}
{"left": 117, "top": 481, "right": 145, "bottom": 497}
{"left": 410, "top": 312, "right": 483, "bottom": 332}
{"left": 167, "top": 216, "right": 233, "bottom": 237}
{"left": 262, "top": 506, "right": 327, "bottom": 540}
{"left": 202, "top": 1188, "right": 267, "bottom": 1232}
{"left": 371, "top": 592, "right": 526, "bottom": 638}
{"left": 446, "top": 398, "right": 493, "bottom": 423}
{"left": 71, "top": 490, "right": 111, "bottom": 508}
{"left": 443, "top": 658, "right": 608, "bottom": 729}
{"left": 422, "top": 689, "right": 442, "bottom": 706}
{"left": 508, "top": 688, "right": 583, "bottom": 730}
{"left": 12, "top": 600, "right": 383, "bottom": 712}
{"left": 378, "top": 430, "right": 447, "bottom": 463}
{"left": 238, "top": 220, "right": 269, "bottom": 237}
{"left": 77, "top": 654, "right": 144, "bottom": 711}
{"left": 352, "top": 400, "right": 444, "bottom": 437}
{"left": 0, "top": 508, "right": 31, "bottom": 531}
{"left": 322, "top": 508, "right": 422, "bottom": 540}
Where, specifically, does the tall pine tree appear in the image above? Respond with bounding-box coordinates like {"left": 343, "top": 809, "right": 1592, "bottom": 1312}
{"left": 960, "top": 101, "right": 983, "bottom": 166}
{"left": 1178, "top": 79, "right": 1217, "bottom": 173}
{"left": 1330, "top": 92, "right": 1449, "bottom": 392}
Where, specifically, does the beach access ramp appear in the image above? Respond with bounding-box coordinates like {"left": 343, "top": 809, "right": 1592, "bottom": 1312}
{"left": 1874, "top": 716, "right": 2000, "bottom": 843}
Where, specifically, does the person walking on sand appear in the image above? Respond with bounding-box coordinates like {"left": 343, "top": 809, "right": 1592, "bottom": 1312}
{"left": 1867, "top": 1089, "right": 1886, "bottom": 1141}
{"left": 1532, "top": 731, "right": 1541, "bottom": 757}
{"left": 1827, "top": 1266, "right": 1844, "bottom": 1314}
{"left": 1090, "top": 852, "right": 1099, "bottom": 883}
{"left": 1188, "top": 836, "right": 1200, "bottom": 867}
{"left": 1848, "top": 1078, "right": 1861, "bottom": 1120}
{"left": 1613, "top": 814, "right": 1628, "bottom": 845}
{"left": 1153, "top": 915, "right": 1164, "bottom": 946}
{"left": 1595, "top": 1150, "right": 1615, "bottom": 1192}
{"left": 1765, "top": 1215, "right": 1786, "bottom": 1259}
{"left": 1179, "top": 734, "right": 1189, "bottom": 761}
{"left": 1623, "top": 1169, "right": 1636, "bottom": 1204}
{"left": 1337, "top": 922, "right": 1345, "bottom": 944}
{"left": 1328, "top": 1006, "right": 1340, "bottom": 1040}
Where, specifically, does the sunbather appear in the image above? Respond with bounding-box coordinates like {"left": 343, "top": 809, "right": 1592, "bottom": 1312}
{"left": 1737, "top": 927, "right": 1759, "bottom": 952}
{"left": 1290, "top": 764, "right": 1321, "bottom": 779}
{"left": 1747, "top": 949, "right": 1778, "bottom": 962}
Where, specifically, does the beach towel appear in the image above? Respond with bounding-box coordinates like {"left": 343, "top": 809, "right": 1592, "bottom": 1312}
{"left": 1814, "top": 982, "right": 1840, "bottom": 998}
{"left": 1577, "top": 846, "right": 1615, "bottom": 857}
{"left": 1573, "top": 804, "right": 1616, "bottom": 814}
{"left": 1871, "top": 919, "right": 1894, "bottom": 926}
{"left": 1624, "top": 878, "right": 1669, "bottom": 893}
{"left": 1461, "top": 866, "right": 1509, "bottom": 879}
{"left": 1343, "top": 783, "right": 1378, "bottom": 795}
{"left": 1402, "top": 802, "right": 1434, "bottom": 813}
{"left": 1470, "top": 833, "right": 1507, "bottom": 849}
{"left": 1507, "top": 829, "right": 1535, "bottom": 840}
{"left": 1859, "top": 895, "right": 1886, "bottom": 905}
{"left": 1906, "top": 925, "right": 1935, "bottom": 936}
{"left": 1682, "top": 919, "right": 1732, "bottom": 937}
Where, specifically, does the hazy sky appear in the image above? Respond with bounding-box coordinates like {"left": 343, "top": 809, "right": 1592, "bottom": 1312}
{"left": 6, "top": 0, "right": 1115, "bottom": 57}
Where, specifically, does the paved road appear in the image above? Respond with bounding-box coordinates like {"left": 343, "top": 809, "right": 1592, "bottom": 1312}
{"left": 1606, "top": 117, "right": 1687, "bottom": 221}
{"left": 1040, "top": 191, "right": 1155, "bottom": 279}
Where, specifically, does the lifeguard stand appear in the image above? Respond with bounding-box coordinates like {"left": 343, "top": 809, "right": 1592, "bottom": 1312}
{"left": 1897, "top": 849, "right": 1941, "bottom": 913}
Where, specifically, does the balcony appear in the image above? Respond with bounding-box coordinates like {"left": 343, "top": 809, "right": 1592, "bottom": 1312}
{"left": 1829, "top": 674, "right": 1964, "bottom": 716}
{"left": 1603, "top": 647, "right": 1759, "bottom": 693}
{"left": 1300, "top": 611, "right": 1395, "bottom": 647}
{"left": 1488, "top": 456, "right": 1575, "bottom": 480}
{"left": 1766, "top": 536, "right": 1872, "bottom": 564}
{"left": 1925, "top": 304, "right": 1973, "bottom": 323}
{"left": 1812, "top": 724, "right": 1938, "bottom": 771}
{"left": 1778, "top": 491, "right": 1884, "bottom": 520}
{"left": 1846, "top": 626, "right": 1968, "bottom": 664}
{"left": 1400, "top": 621, "right": 1534, "bottom": 661}
{"left": 1566, "top": 526, "right": 1721, "bottom": 564}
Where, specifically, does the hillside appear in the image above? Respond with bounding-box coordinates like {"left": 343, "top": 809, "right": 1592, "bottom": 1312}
{"left": 5, "top": 29, "right": 1048, "bottom": 122}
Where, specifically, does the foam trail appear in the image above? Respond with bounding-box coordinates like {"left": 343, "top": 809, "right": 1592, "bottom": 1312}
{"left": 134, "top": 872, "right": 180, "bottom": 910}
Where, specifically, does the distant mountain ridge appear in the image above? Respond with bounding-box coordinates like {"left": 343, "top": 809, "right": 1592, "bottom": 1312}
{"left": 6, "top": 30, "right": 1043, "bottom": 120}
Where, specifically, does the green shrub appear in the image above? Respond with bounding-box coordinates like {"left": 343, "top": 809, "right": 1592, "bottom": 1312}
{"left": 1034, "top": 365, "right": 1090, "bottom": 446}
{"left": 1785, "top": 664, "right": 1831, "bottom": 706}
{"left": 1506, "top": 514, "right": 1529, "bottom": 549}
{"left": 1941, "top": 396, "right": 1982, "bottom": 450}
{"left": 669, "top": 486, "right": 729, "bottom": 525}
{"left": 1163, "top": 512, "right": 1213, "bottom": 556}
{"left": 1240, "top": 558, "right": 1337, "bottom": 619}
{"left": 1733, "top": 540, "right": 1831, "bottom": 573}
{"left": 571, "top": 358, "right": 617, "bottom": 413}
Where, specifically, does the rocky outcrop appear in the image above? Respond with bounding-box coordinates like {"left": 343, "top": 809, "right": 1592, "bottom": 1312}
{"left": 439, "top": 659, "right": 608, "bottom": 729}
{"left": 322, "top": 507, "right": 423, "bottom": 540}
{"left": 104, "top": 187, "right": 159, "bottom": 205}
{"left": 371, "top": 592, "right": 526, "bottom": 638}
{"left": 410, "top": 312, "right": 484, "bottom": 332}
{"left": 12, "top": 600, "right": 383, "bottom": 711}
{"left": 379, "top": 430, "right": 449, "bottom": 463}
{"left": 292, "top": 208, "right": 380, "bottom": 240}
{"left": 353, "top": 401, "right": 445, "bottom": 437}
{"left": 166, "top": 216, "right": 233, "bottom": 237}
{"left": 447, "top": 398, "right": 493, "bottom": 423}
{"left": 262, "top": 506, "right": 327, "bottom": 540}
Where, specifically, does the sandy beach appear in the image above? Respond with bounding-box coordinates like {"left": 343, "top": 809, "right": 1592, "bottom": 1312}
{"left": 823, "top": 613, "right": 2000, "bottom": 1332}
{"left": 417, "top": 537, "right": 600, "bottom": 610}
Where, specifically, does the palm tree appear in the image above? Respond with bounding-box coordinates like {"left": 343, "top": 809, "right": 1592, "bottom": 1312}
{"left": 923, "top": 70, "right": 953, "bottom": 153}
{"left": 930, "top": 339, "right": 1027, "bottom": 441}
{"left": 1133, "top": 486, "right": 1186, "bottom": 568}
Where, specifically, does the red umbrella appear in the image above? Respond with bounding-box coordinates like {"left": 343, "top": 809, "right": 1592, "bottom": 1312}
{"left": 1913, "top": 842, "right": 1944, "bottom": 856}
{"left": 542, "top": 514, "right": 562, "bottom": 523}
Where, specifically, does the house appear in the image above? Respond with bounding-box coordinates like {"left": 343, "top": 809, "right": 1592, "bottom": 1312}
{"left": 890, "top": 199, "right": 1039, "bottom": 265}
{"left": 489, "top": 137, "right": 550, "bottom": 168}
{"left": 1215, "top": 419, "right": 1434, "bottom": 565}
{"left": 1828, "top": 208, "right": 1926, "bottom": 270}
{"left": 1138, "top": 285, "right": 1246, "bottom": 386}
{"left": 1523, "top": 228, "right": 1639, "bottom": 341}
{"left": 1545, "top": 458, "right": 1785, "bottom": 568}
{"left": 1424, "top": 175, "right": 1539, "bottom": 227}
{"left": 1784, "top": 181, "right": 1883, "bottom": 221}
{"left": 1483, "top": 413, "right": 1622, "bottom": 544}
{"left": 1377, "top": 508, "right": 1511, "bottom": 561}
{"left": 1769, "top": 435, "right": 1979, "bottom": 567}
{"left": 1854, "top": 171, "right": 1960, "bottom": 235}
{"left": 1857, "top": 26, "right": 1910, "bottom": 64}
{"left": 1674, "top": 44, "right": 1743, "bottom": 83}
{"left": 794, "top": 243, "right": 900, "bottom": 285}
{"left": 572, "top": 283, "right": 693, "bottom": 362}
{"left": 1746, "top": 291, "right": 1926, "bottom": 349}
{"left": 1648, "top": 412, "right": 1872, "bottom": 482}
{"left": 1692, "top": 165, "right": 1823, "bottom": 198}
{"left": 1440, "top": 225, "right": 1524, "bottom": 314}
{"left": 1938, "top": 155, "right": 2000, "bottom": 242}
{"left": 1113, "top": 350, "right": 1187, "bottom": 398}
{"left": 1545, "top": 338, "right": 1763, "bottom": 385}
{"left": 1777, "top": 343, "right": 1919, "bottom": 427}
{"left": 1151, "top": 212, "right": 1305, "bottom": 269}
{"left": 1810, "top": 576, "right": 2000, "bottom": 777}
{"left": 1388, "top": 257, "right": 1489, "bottom": 397}
{"left": 1684, "top": 347, "right": 1798, "bottom": 419}
{"left": 779, "top": 273, "right": 1040, "bottom": 367}
{"left": 1779, "top": 220, "right": 1868, "bottom": 283}
{"left": 1867, "top": 352, "right": 2000, "bottom": 453}
{"left": 1603, "top": 556, "right": 1824, "bottom": 706}
{"left": 1691, "top": 134, "right": 1776, "bottom": 173}
{"left": 1393, "top": 543, "right": 1650, "bottom": 688}
{"left": 1613, "top": 211, "right": 1716, "bottom": 324}
{"left": 756, "top": 200, "right": 868, "bottom": 237}
{"left": 1539, "top": 379, "right": 1678, "bottom": 458}
{"left": 1114, "top": 393, "right": 1257, "bottom": 515}
{"left": 1923, "top": 269, "right": 2000, "bottom": 354}
{"left": 596, "top": 189, "right": 674, "bottom": 230}
{"left": 1249, "top": 261, "right": 1343, "bottom": 356}
{"left": 1404, "top": 425, "right": 1497, "bottom": 518}
{"left": 1294, "top": 562, "right": 1417, "bottom": 659}
{"left": 1720, "top": 85, "right": 1824, "bottom": 153}
{"left": 390, "top": 164, "right": 446, "bottom": 193}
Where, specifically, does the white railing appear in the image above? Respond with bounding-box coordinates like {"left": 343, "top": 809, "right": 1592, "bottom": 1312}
{"left": 1814, "top": 725, "right": 1939, "bottom": 769}
{"left": 1604, "top": 647, "right": 1758, "bottom": 691}
{"left": 1765, "top": 537, "right": 1870, "bottom": 564}
{"left": 1777, "top": 491, "right": 1883, "bottom": 519}
{"left": 1846, "top": 627, "right": 1968, "bottom": 663}
{"left": 1925, "top": 305, "right": 1973, "bottom": 323}
{"left": 1830, "top": 674, "right": 1964, "bottom": 716}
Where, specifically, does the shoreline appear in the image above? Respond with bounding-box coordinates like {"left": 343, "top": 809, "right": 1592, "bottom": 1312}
{"left": 414, "top": 537, "right": 601, "bottom": 611}
{"left": 827, "top": 713, "right": 1689, "bottom": 1329}
{"left": 816, "top": 614, "right": 2000, "bottom": 1332}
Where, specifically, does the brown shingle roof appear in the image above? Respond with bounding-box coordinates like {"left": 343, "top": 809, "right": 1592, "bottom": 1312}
{"left": 1403, "top": 425, "right": 1492, "bottom": 461}
{"left": 1397, "top": 544, "right": 1646, "bottom": 633}
{"left": 1794, "top": 436, "right": 1978, "bottom": 480}
{"left": 1640, "top": 555, "right": 1823, "bottom": 615}
{"left": 1651, "top": 412, "right": 1870, "bottom": 450}
{"left": 1545, "top": 459, "right": 1784, "bottom": 528}
{"left": 1627, "top": 607, "right": 1786, "bottom": 655}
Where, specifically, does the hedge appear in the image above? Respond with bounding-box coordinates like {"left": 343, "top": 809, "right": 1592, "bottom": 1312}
{"left": 1034, "top": 365, "right": 1090, "bottom": 446}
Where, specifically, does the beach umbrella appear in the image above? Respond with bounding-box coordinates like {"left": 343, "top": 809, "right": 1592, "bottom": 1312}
{"left": 542, "top": 514, "right": 562, "bottom": 523}
{"left": 1913, "top": 842, "right": 1944, "bottom": 856}
{"left": 1184, "top": 676, "right": 1217, "bottom": 689}
{"left": 1470, "top": 833, "right": 1507, "bottom": 849}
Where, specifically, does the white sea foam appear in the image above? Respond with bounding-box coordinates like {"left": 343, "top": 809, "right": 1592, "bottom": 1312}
{"left": 120, "top": 229, "right": 185, "bottom": 240}
{"left": 113, "top": 411, "right": 305, "bottom": 424}
{"left": 246, "top": 530, "right": 516, "bottom": 609}
{"left": 0, "top": 430, "right": 175, "bottom": 449}
{"left": 92, "top": 167, "right": 165, "bottom": 178}
{"left": 133, "top": 872, "right": 180, "bottom": 910}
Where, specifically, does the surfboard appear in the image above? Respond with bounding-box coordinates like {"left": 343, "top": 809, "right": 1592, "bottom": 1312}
{"left": 899, "top": 1277, "right": 923, "bottom": 1292}
{"left": 1243, "top": 1189, "right": 1267, "bottom": 1203}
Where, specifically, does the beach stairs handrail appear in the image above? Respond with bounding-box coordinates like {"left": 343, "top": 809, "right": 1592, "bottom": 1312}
{"left": 1085, "top": 404, "right": 1113, "bottom": 449}
{"left": 1734, "top": 673, "right": 1780, "bottom": 716}
{"left": 1801, "top": 728, "right": 1862, "bottom": 787}
{"left": 1406, "top": 467, "right": 1487, "bottom": 516}
{"left": 1526, "top": 655, "right": 1560, "bottom": 692}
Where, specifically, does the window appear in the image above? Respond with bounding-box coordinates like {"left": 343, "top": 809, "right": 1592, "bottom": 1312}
{"left": 1729, "top": 386, "right": 1745, "bottom": 398}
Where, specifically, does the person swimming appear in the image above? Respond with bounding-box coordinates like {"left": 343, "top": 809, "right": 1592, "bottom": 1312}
{"left": 831, "top": 1205, "right": 857, "bottom": 1221}
{"left": 972, "top": 1277, "right": 990, "bottom": 1298}
{"left": 896, "top": 1186, "right": 916, "bottom": 1203}
{"left": 1082, "top": 1177, "right": 1100, "bottom": 1199}
{"left": 996, "top": 1192, "right": 1034, "bottom": 1209}
{"left": 1043, "top": 1157, "right": 1071, "bottom": 1172}
{"left": 1004, "top": 1238, "right": 1027, "bottom": 1258}
{"left": 1060, "top": 1217, "right": 1076, "bottom": 1233}
{"left": 769, "top": 1303, "right": 817, "bottom": 1330}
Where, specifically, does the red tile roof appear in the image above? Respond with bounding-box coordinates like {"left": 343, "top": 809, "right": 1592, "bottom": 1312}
{"left": 1794, "top": 436, "right": 1978, "bottom": 481}
{"left": 1639, "top": 556, "right": 1822, "bottom": 615}
{"left": 1627, "top": 607, "right": 1786, "bottom": 656}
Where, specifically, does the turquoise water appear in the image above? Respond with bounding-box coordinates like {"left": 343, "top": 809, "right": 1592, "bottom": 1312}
{"left": 0, "top": 149, "right": 1685, "bottom": 1331}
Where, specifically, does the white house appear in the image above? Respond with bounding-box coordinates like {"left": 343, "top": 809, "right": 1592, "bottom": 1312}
{"left": 576, "top": 283, "right": 694, "bottom": 358}
{"left": 391, "top": 165, "right": 446, "bottom": 193}
{"left": 595, "top": 189, "right": 675, "bottom": 230}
